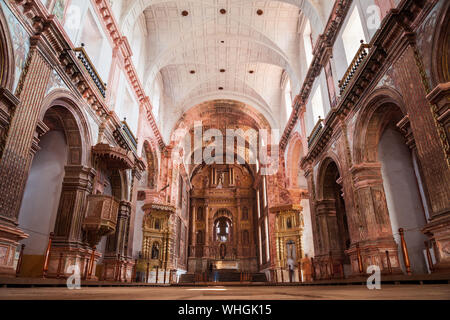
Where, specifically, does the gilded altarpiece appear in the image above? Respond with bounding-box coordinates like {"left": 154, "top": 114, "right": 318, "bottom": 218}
{"left": 137, "top": 203, "right": 175, "bottom": 274}
{"left": 272, "top": 204, "right": 304, "bottom": 272}
{"left": 188, "top": 164, "right": 258, "bottom": 273}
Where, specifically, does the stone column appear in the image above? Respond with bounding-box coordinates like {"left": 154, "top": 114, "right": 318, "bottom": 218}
{"left": 0, "top": 40, "right": 52, "bottom": 276}
{"left": 314, "top": 200, "right": 340, "bottom": 256}
{"left": 46, "top": 165, "right": 97, "bottom": 278}
{"left": 422, "top": 83, "right": 450, "bottom": 272}
{"left": 105, "top": 201, "right": 132, "bottom": 257}
{"left": 314, "top": 199, "right": 344, "bottom": 279}
{"left": 102, "top": 201, "right": 131, "bottom": 281}
{"left": 348, "top": 162, "right": 401, "bottom": 275}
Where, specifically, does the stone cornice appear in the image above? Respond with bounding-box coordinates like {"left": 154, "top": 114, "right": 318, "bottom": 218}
{"left": 301, "top": 0, "right": 433, "bottom": 165}
{"left": 10, "top": 0, "right": 165, "bottom": 152}
{"left": 280, "top": 0, "right": 353, "bottom": 151}
{"left": 92, "top": 0, "right": 165, "bottom": 151}
{"left": 281, "top": 0, "right": 435, "bottom": 157}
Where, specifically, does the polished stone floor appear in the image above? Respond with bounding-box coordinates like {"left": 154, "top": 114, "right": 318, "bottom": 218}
{"left": 0, "top": 284, "right": 449, "bottom": 300}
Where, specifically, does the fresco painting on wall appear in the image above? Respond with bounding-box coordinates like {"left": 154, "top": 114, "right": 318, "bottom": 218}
{"left": 0, "top": 0, "right": 30, "bottom": 92}
{"left": 52, "top": 0, "right": 66, "bottom": 22}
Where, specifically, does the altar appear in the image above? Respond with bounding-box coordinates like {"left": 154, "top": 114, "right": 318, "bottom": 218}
{"left": 214, "top": 260, "right": 239, "bottom": 270}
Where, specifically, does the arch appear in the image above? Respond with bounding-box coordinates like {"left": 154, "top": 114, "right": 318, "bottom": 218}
{"left": 17, "top": 91, "right": 93, "bottom": 276}
{"left": 143, "top": 140, "right": 159, "bottom": 189}
{"left": 39, "top": 90, "right": 92, "bottom": 167}
{"left": 213, "top": 208, "right": 233, "bottom": 221}
{"left": 316, "top": 155, "right": 343, "bottom": 200}
{"left": 214, "top": 215, "right": 233, "bottom": 243}
{"left": 320, "top": 160, "right": 341, "bottom": 200}
{"left": 165, "top": 93, "right": 277, "bottom": 142}
{"left": 316, "top": 157, "right": 351, "bottom": 263}
{"left": 353, "top": 88, "right": 407, "bottom": 164}
{"left": 431, "top": 0, "right": 450, "bottom": 85}
{"left": 0, "top": 7, "right": 15, "bottom": 90}
{"left": 286, "top": 132, "right": 306, "bottom": 188}
{"left": 188, "top": 152, "right": 257, "bottom": 183}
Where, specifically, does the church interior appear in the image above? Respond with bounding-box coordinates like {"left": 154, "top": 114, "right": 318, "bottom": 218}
{"left": 0, "top": 0, "right": 449, "bottom": 300}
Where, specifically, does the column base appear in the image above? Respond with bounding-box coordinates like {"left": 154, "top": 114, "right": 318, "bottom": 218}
{"left": 44, "top": 245, "right": 100, "bottom": 280}
{"left": 102, "top": 256, "right": 135, "bottom": 282}
{"left": 0, "top": 223, "right": 28, "bottom": 277}
{"left": 346, "top": 239, "right": 403, "bottom": 276}
{"left": 423, "top": 211, "right": 450, "bottom": 273}
{"left": 312, "top": 254, "right": 348, "bottom": 280}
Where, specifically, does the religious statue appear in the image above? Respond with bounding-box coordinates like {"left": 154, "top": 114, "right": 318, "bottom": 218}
{"left": 220, "top": 244, "right": 226, "bottom": 259}
{"left": 216, "top": 172, "right": 225, "bottom": 189}
{"left": 151, "top": 242, "right": 160, "bottom": 260}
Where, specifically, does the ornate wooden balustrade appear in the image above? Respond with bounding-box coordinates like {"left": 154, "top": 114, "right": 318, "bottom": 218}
{"left": 73, "top": 45, "right": 107, "bottom": 98}
{"left": 338, "top": 41, "right": 372, "bottom": 95}
{"left": 308, "top": 118, "right": 323, "bottom": 147}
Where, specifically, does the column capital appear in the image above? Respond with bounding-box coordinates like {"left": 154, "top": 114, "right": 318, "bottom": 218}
{"left": 350, "top": 162, "right": 383, "bottom": 190}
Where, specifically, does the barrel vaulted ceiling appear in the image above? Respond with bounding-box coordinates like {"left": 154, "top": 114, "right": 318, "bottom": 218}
{"left": 116, "top": 0, "right": 330, "bottom": 141}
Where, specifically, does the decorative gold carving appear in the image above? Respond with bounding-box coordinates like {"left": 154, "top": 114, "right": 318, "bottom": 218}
{"left": 141, "top": 202, "right": 175, "bottom": 270}
{"left": 273, "top": 205, "right": 304, "bottom": 269}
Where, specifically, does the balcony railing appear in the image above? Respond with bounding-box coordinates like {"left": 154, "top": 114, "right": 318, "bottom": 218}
{"left": 113, "top": 119, "right": 138, "bottom": 152}
{"left": 121, "top": 120, "right": 137, "bottom": 150}
{"left": 73, "top": 45, "right": 107, "bottom": 98}
{"left": 338, "top": 41, "right": 372, "bottom": 96}
{"left": 308, "top": 118, "right": 323, "bottom": 147}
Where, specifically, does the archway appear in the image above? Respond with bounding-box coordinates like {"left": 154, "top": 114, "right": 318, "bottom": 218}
{"left": 214, "top": 215, "right": 233, "bottom": 244}
{"left": 17, "top": 103, "right": 85, "bottom": 277}
{"left": 143, "top": 141, "right": 158, "bottom": 189}
{"left": 286, "top": 136, "right": 307, "bottom": 189}
{"left": 321, "top": 160, "right": 350, "bottom": 256}
{"left": 355, "top": 93, "right": 430, "bottom": 275}
{"left": 316, "top": 158, "right": 351, "bottom": 279}
{"left": 376, "top": 107, "right": 429, "bottom": 274}
{"left": 285, "top": 134, "right": 314, "bottom": 259}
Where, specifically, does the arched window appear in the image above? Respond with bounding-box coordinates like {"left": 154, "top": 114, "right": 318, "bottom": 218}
{"left": 303, "top": 19, "right": 313, "bottom": 67}
{"left": 311, "top": 85, "right": 325, "bottom": 125}
{"left": 144, "top": 142, "right": 158, "bottom": 189}
{"left": 342, "top": 6, "right": 367, "bottom": 65}
{"left": 154, "top": 218, "right": 160, "bottom": 230}
{"left": 284, "top": 77, "right": 292, "bottom": 122}
{"left": 215, "top": 217, "right": 231, "bottom": 242}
